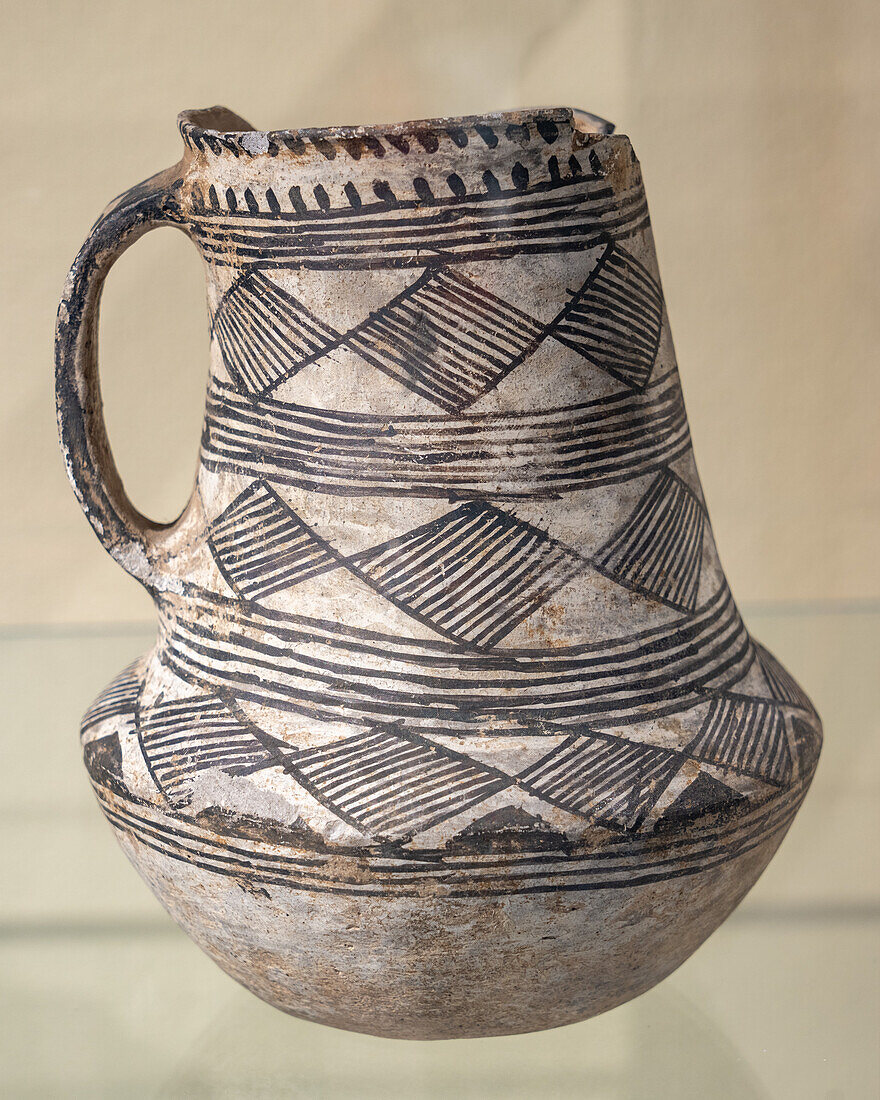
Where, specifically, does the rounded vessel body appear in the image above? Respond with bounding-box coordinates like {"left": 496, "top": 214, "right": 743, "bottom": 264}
{"left": 60, "top": 106, "right": 822, "bottom": 1038}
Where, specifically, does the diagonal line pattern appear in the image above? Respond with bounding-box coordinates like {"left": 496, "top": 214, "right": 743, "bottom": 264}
{"left": 213, "top": 270, "right": 341, "bottom": 396}
{"left": 754, "top": 642, "right": 815, "bottom": 712}
{"left": 214, "top": 245, "right": 665, "bottom": 406}
{"left": 81, "top": 658, "right": 142, "bottom": 736}
{"left": 593, "top": 469, "right": 705, "bottom": 611}
{"left": 208, "top": 486, "right": 585, "bottom": 648}
{"left": 208, "top": 482, "right": 343, "bottom": 600}
{"left": 348, "top": 501, "right": 584, "bottom": 647}
{"left": 138, "top": 694, "right": 279, "bottom": 805}
{"left": 554, "top": 243, "right": 664, "bottom": 389}
{"left": 687, "top": 694, "right": 792, "bottom": 786}
{"left": 343, "top": 268, "right": 547, "bottom": 411}
{"left": 283, "top": 725, "right": 511, "bottom": 838}
{"left": 517, "top": 731, "right": 683, "bottom": 830}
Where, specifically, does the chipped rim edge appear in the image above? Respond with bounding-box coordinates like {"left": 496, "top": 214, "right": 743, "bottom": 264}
{"left": 177, "top": 105, "right": 616, "bottom": 156}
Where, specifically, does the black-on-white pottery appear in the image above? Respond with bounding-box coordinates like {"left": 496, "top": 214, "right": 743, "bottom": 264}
{"left": 56, "top": 107, "right": 821, "bottom": 1038}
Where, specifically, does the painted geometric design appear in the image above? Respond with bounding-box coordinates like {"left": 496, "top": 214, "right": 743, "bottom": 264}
{"left": 213, "top": 270, "right": 340, "bottom": 396}
{"left": 755, "top": 641, "right": 814, "bottom": 711}
{"left": 214, "top": 244, "right": 663, "bottom": 409}
{"left": 655, "top": 772, "right": 745, "bottom": 831}
{"left": 78, "top": 112, "right": 824, "bottom": 927}
{"left": 790, "top": 714, "right": 822, "bottom": 776}
{"left": 687, "top": 694, "right": 792, "bottom": 786}
{"left": 593, "top": 469, "right": 705, "bottom": 611}
{"left": 349, "top": 501, "right": 584, "bottom": 647}
{"left": 447, "top": 806, "right": 569, "bottom": 853}
{"left": 189, "top": 168, "right": 651, "bottom": 271}
{"left": 343, "top": 268, "right": 547, "bottom": 411}
{"left": 163, "top": 583, "right": 753, "bottom": 733}
{"left": 517, "top": 731, "right": 682, "bottom": 830}
{"left": 81, "top": 658, "right": 142, "bottom": 736}
{"left": 201, "top": 369, "right": 691, "bottom": 500}
{"left": 208, "top": 482, "right": 341, "bottom": 600}
{"left": 554, "top": 243, "right": 663, "bottom": 389}
{"left": 138, "top": 694, "right": 278, "bottom": 804}
{"left": 82, "top": 731, "right": 125, "bottom": 791}
{"left": 283, "top": 726, "right": 511, "bottom": 838}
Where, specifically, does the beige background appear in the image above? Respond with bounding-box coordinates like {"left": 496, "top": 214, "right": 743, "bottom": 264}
{"left": 1, "top": 6, "right": 877, "bottom": 1091}
{"left": 2, "top": 0, "right": 878, "bottom": 625}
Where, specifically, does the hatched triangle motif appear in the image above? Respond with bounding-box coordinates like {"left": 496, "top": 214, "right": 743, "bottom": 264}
{"left": 281, "top": 725, "right": 512, "bottom": 839}
{"left": 81, "top": 658, "right": 142, "bottom": 737}
{"left": 208, "top": 481, "right": 343, "bottom": 600}
{"left": 348, "top": 501, "right": 584, "bottom": 647}
{"left": 343, "top": 268, "right": 547, "bottom": 411}
{"left": 790, "top": 714, "right": 822, "bottom": 776}
{"left": 517, "top": 731, "right": 683, "bottom": 830}
{"left": 214, "top": 246, "right": 665, "bottom": 405}
{"left": 207, "top": 487, "right": 584, "bottom": 647}
{"left": 213, "top": 270, "right": 341, "bottom": 396}
{"left": 754, "top": 641, "right": 815, "bottom": 712}
{"left": 687, "top": 693, "right": 793, "bottom": 786}
{"left": 554, "top": 243, "right": 663, "bottom": 389}
{"left": 593, "top": 468, "right": 705, "bottom": 611}
{"left": 138, "top": 693, "right": 279, "bottom": 805}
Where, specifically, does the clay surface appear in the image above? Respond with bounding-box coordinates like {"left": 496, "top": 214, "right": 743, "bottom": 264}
{"left": 60, "top": 107, "right": 822, "bottom": 1038}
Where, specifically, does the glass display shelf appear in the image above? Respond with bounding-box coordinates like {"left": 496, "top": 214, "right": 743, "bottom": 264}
{"left": 1, "top": 606, "right": 877, "bottom": 1098}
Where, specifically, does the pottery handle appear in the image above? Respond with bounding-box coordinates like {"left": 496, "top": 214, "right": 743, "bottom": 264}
{"left": 55, "top": 165, "right": 188, "bottom": 593}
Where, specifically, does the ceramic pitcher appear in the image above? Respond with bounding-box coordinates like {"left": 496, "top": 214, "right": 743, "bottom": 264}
{"left": 56, "top": 106, "right": 821, "bottom": 1038}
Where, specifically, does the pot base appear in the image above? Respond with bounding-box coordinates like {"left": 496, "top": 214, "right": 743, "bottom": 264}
{"left": 88, "top": 727, "right": 813, "bottom": 1039}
